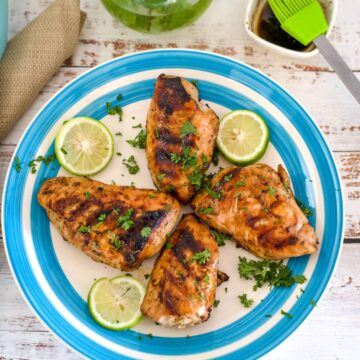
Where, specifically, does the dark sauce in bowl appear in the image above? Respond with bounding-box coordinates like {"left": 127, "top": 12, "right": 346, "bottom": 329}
{"left": 253, "top": 1, "right": 314, "bottom": 52}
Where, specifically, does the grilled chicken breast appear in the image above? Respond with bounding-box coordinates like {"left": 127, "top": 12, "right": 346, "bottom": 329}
{"left": 141, "top": 214, "right": 219, "bottom": 328}
{"left": 146, "top": 74, "right": 219, "bottom": 204}
{"left": 192, "top": 164, "right": 318, "bottom": 259}
{"left": 38, "top": 177, "right": 181, "bottom": 270}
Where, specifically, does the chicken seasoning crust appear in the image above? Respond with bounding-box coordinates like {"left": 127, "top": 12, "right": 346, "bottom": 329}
{"left": 192, "top": 163, "right": 318, "bottom": 260}
{"left": 141, "top": 214, "right": 219, "bottom": 328}
{"left": 146, "top": 74, "right": 219, "bottom": 203}
{"left": 37, "top": 177, "right": 181, "bottom": 270}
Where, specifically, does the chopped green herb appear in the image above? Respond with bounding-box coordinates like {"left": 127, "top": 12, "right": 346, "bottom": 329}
{"left": 14, "top": 156, "right": 22, "bottom": 173}
{"left": 296, "top": 198, "right": 313, "bottom": 218}
{"left": 126, "top": 129, "right": 147, "bottom": 149}
{"left": 117, "top": 94, "right": 123, "bottom": 101}
{"left": 241, "top": 207, "right": 248, "bottom": 212}
{"left": 300, "top": 288, "right": 305, "bottom": 293}
{"left": 97, "top": 213, "right": 107, "bottom": 222}
{"left": 263, "top": 207, "right": 271, "bottom": 213}
{"left": 155, "top": 127, "right": 160, "bottom": 139}
{"left": 205, "top": 185, "right": 223, "bottom": 200}
{"left": 170, "top": 153, "right": 181, "bottom": 164}
{"left": 141, "top": 226, "right": 151, "bottom": 238}
{"left": 259, "top": 175, "right": 265, "bottom": 180}
{"left": 108, "top": 232, "right": 122, "bottom": 250}
{"left": 117, "top": 208, "right": 134, "bottom": 231}
{"left": 198, "top": 207, "right": 213, "bottom": 214}
{"left": 177, "top": 270, "right": 184, "bottom": 277}
{"left": 132, "top": 123, "right": 142, "bottom": 129}
{"left": 116, "top": 152, "right": 122, "bottom": 157}
{"left": 149, "top": 193, "right": 156, "bottom": 199}
{"left": 204, "top": 274, "right": 210, "bottom": 283}
{"left": 144, "top": 274, "right": 150, "bottom": 280}
{"left": 79, "top": 225, "right": 91, "bottom": 233}
{"left": 235, "top": 181, "right": 246, "bottom": 187}
{"left": 84, "top": 192, "right": 91, "bottom": 199}
{"left": 268, "top": 186, "right": 277, "bottom": 196}
{"left": 191, "top": 249, "right": 211, "bottom": 265}
{"left": 60, "top": 146, "right": 68, "bottom": 155}
{"left": 212, "top": 230, "right": 231, "bottom": 246}
{"left": 157, "top": 173, "right": 166, "bottom": 182}
{"left": 182, "top": 146, "right": 198, "bottom": 169}
{"left": 239, "top": 294, "right": 254, "bottom": 308}
{"left": 310, "top": 299, "right": 317, "bottom": 307}
{"left": 213, "top": 299, "right": 220, "bottom": 308}
{"left": 212, "top": 146, "right": 219, "bottom": 166}
{"left": 224, "top": 174, "right": 233, "bottom": 182}
{"left": 225, "top": 287, "right": 228, "bottom": 293}
{"left": 281, "top": 309, "right": 293, "bottom": 319}
{"left": 265, "top": 314, "right": 272, "bottom": 318}
{"left": 190, "top": 79, "right": 198, "bottom": 88}
{"left": 180, "top": 121, "right": 197, "bottom": 138}
{"left": 182, "top": 258, "right": 188, "bottom": 264}
{"left": 28, "top": 154, "right": 56, "bottom": 174}
{"left": 146, "top": 333, "right": 153, "bottom": 339}
{"left": 199, "top": 292, "right": 205, "bottom": 300}
{"left": 201, "top": 153, "right": 209, "bottom": 166}
{"left": 115, "top": 131, "right": 122, "bottom": 136}
{"left": 165, "top": 242, "right": 173, "bottom": 249}
{"left": 122, "top": 155, "right": 140, "bottom": 174}
{"left": 106, "top": 101, "right": 123, "bottom": 121}
{"left": 188, "top": 170, "right": 204, "bottom": 190}
{"left": 238, "top": 257, "right": 307, "bottom": 291}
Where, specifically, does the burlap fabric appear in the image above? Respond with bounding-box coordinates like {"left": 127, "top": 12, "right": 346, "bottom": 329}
{"left": 0, "top": 0, "right": 86, "bottom": 142}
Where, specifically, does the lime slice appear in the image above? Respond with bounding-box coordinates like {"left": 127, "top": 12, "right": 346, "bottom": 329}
{"left": 88, "top": 276, "right": 145, "bottom": 331}
{"left": 216, "top": 110, "right": 269, "bottom": 166}
{"left": 55, "top": 117, "right": 114, "bottom": 176}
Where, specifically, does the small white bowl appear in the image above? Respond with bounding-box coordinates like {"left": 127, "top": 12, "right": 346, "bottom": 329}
{"left": 244, "top": 0, "right": 338, "bottom": 58}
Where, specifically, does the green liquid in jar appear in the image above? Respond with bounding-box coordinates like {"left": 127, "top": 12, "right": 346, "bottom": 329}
{"left": 101, "top": 0, "right": 212, "bottom": 33}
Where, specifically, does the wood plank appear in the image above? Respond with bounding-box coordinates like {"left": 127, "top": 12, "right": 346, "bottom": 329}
{"left": 7, "top": 0, "right": 360, "bottom": 71}
{"left": 1, "top": 239, "right": 359, "bottom": 358}
{"left": 0, "top": 68, "right": 359, "bottom": 152}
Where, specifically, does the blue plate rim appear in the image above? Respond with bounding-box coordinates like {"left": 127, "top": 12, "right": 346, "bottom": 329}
{"left": 2, "top": 48, "right": 345, "bottom": 359}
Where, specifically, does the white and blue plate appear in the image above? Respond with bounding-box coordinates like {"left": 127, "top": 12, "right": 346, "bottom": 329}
{"left": 2, "top": 50, "right": 344, "bottom": 359}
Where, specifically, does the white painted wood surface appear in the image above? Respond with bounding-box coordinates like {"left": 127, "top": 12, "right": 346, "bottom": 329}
{"left": 0, "top": 0, "right": 359, "bottom": 359}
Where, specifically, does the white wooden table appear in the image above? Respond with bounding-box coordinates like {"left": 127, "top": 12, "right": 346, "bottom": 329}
{"left": 1, "top": 0, "right": 359, "bottom": 359}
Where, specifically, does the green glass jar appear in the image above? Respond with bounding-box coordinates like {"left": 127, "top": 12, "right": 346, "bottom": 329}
{"left": 101, "top": 0, "right": 212, "bottom": 33}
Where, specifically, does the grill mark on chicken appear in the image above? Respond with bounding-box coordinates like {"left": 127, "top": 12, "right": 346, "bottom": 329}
{"left": 37, "top": 177, "right": 181, "bottom": 270}
{"left": 192, "top": 164, "right": 318, "bottom": 260}
{"left": 155, "top": 75, "right": 191, "bottom": 115}
{"left": 141, "top": 214, "right": 219, "bottom": 327}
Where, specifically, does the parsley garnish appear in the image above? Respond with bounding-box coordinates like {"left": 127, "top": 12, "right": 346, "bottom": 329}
{"left": 238, "top": 257, "right": 307, "bottom": 291}
{"left": 224, "top": 174, "right": 233, "bottom": 182}
{"left": 122, "top": 155, "right": 140, "bottom": 174}
{"left": 204, "top": 274, "right": 210, "bottom": 283}
{"left": 106, "top": 101, "right": 123, "bottom": 121}
{"left": 132, "top": 123, "right": 142, "bottom": 129}
{"left": 188, "top": 170, "right": 204, "bottom": 190}
{"left": 28, "top": 154, "right": 56, "bottom": 174}
{"left": 117, "top": 94, "right": 123, "bottom": 101}
{"left": 60, "top": 146, "right": 67, "bottom": 155}
{"left": 126, "top": 129, "right": 147, "bottom": 149}
{"left": 281, "top": 309, "right": 293, "bottom": 319}
{"left": 205, "top": 185, "right": 223, "bottom": 200}
{"left": 165, "top": 242, "right": 173, "bottom": 249}
{"left": 97, "top": 213, "right": 106, "bottom": 223}
{"left": 296, "top": 198, "right": 313, "bottom": 218}
{"left": 79, "top": 225, "right": 91, "bottom": 233}
{"left": 14, "top": 156, "right": 22, "bottom": 173}
{"left": 268, "top": 186, "right": 277, "bottom": 196}
{"left": 182, "top": 146, "right": 197, "bottom": 169}
{"left": 265, "top": 314, "right": 272, "bottom": 318}
{"left": 201, "top": 153, "right": 209, "bottom": 166}
{"left": 190, "top": 79, "right": 198, "bottom": 88}
{"left": 235, "top": 181, "right": 246, "bottom": 187}
{"left": 117, "top": 208, "right": 134, "bottom": 230}
{"left": 144, "top": 274, "right": 150, "bottom": 280}
{"left": 212, "top": 230, "right": 231, "bottom": 246}
{"left": 180, "top": 121, "right": 197, "bottom": 138}
{"left": 212, "top": 147, "right": 219, "bottom": 166}
{"left": 199, "top": 292, "right": 205, "bottom": 300}
{"left": 157, "top": 173, "right": 166, "bottom": 182}
{"left": 213, "top": 299, "right": 220, "bottom": 308}
{"left": 238, "top": 294, "right": 254, "bottom": 308}
{"left": 146, "top": 333, "right": 153, "bottom": 339}
{"left": 108, "top": 231, "right": 122, "bottom": 250}
{"left": 310, "top": 299, "right": 317, "bottom": 307}
{"left": 198, "top": 207, "right": 213, "bottom": 214}
{"left": 191, "top": 249, "right": 210, "bottom": 265}
{"left": 170, "top": 153, "right": 181, "bottom": 163}
{"left": 115, "top": 131, "right": 122, "bottom": 136}
{"left": 141, "top": 226, "right": 151, "bottom": 238}
{"left": 149, "top": 193, "right": 156, "bottom": 199}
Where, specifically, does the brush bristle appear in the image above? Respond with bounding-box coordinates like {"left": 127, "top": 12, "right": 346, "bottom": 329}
{"left": 268, "top": 0, "right": 315, "bottom": 23}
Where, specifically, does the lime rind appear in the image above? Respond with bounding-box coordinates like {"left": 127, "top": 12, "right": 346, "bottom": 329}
{"left": 216, "top": 110, "right": 269, "bottom": 166}
{"left": 55, "top": 117, "right": 114, "bottom": 176}
{"left": 88, "top": 276, "right": 145, "bottom": 331}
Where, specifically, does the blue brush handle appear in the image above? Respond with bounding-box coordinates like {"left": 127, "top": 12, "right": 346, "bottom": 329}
{"left": 314, "top": 35, "right": 360, "bottom": 105}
